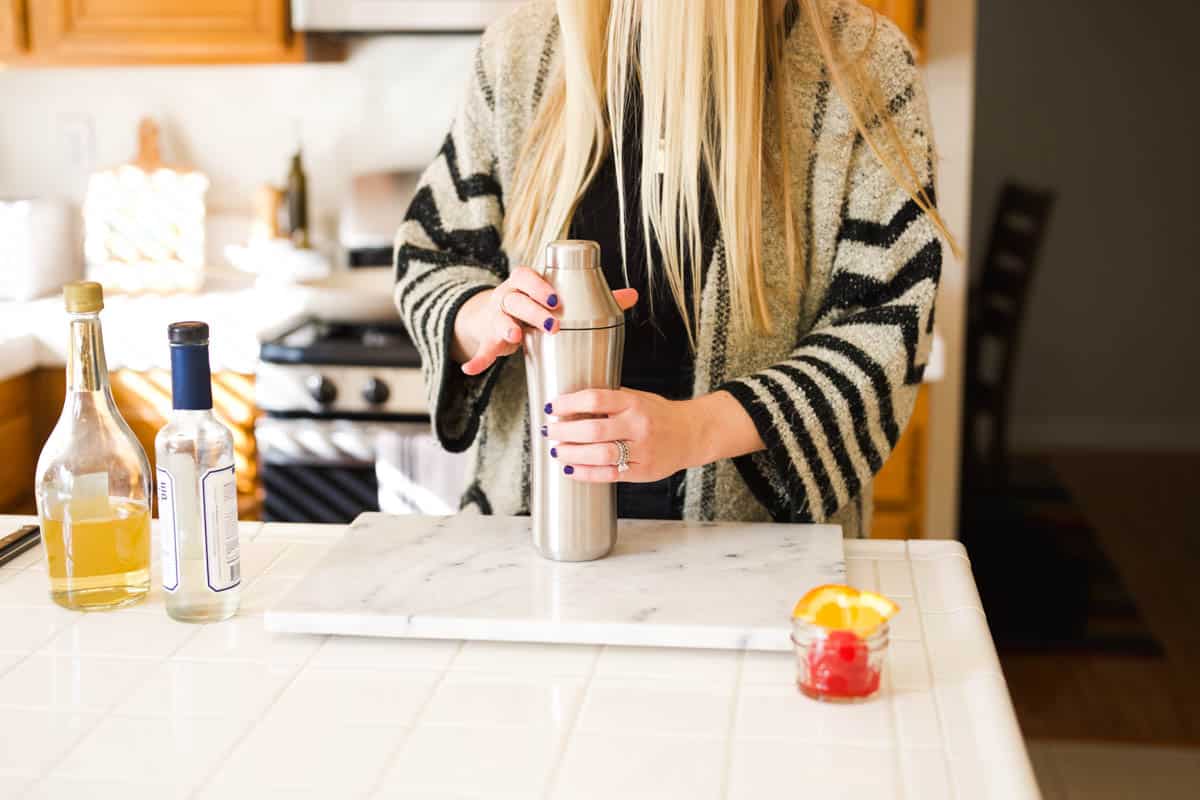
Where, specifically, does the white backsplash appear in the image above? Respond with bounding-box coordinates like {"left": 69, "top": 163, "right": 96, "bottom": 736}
{"left": 0, "top": 36, "right": 478, "bottom": 230}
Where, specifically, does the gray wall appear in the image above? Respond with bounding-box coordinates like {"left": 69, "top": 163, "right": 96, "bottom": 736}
{"left": 971, "top": 0, "right": 1200, "bottom": 450}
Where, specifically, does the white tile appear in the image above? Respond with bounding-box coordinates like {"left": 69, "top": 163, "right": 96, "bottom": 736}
{"left": 899, "top": 747, "right": 954, "bottom": 800}
{"left": 255, "top": 523, "right": 347, "bottom": 543}
{"left": 552, "top": 732, "right": 725, "bottom": 800}
{"left": 422, "top": 672, "right": 582, "bottom": 730}
{"left": 27, "top": 777, "right": 190, "bottom": 800}
{"left": 921, "top": 608, "right": 1003, "bottom": 683}
{"left": 269, "top": 667, "right": 440, "bottom": 726}
{"left": 845, "top": 558, "right": 878, "bottom": 591}
{"left": 845, "top": 540, "right": 908, "bottom": 558}
{"left": 728, "top": 738, "right": 898, "bottom": 800}
{"left": 237, "top": 540, "right": 287, "bottom": 582}
{"left": 310, "top": 635, "right": 460, "bottom": 671}
{"left": 452, "top": 641, "right": 598, "bottom": 677}
{"left": 199, "top": 786, "right": 341, "bottom": 800}
{"left": 937, "top": 674, "right": 1040, "bottom": 800}
{"left": 739, "top": 649, "right": 796, "bottom": 687}
{"left": 48, "top": 610, "right": 199, "bottom": 659}
{"left": 54, "top": 715, "right": 249, "bottom": 787}
{"left": 0, "top": 607, "right": 75, "bottom": 654}
{"left": 0, "top": 775, "right": 30, "bottom": 798}
{"left": 236, "top": 574, "right": 299, "bottom": 615}
{"left": 911, "top": 557, "right": 984, "bottom": 613}
{"left": 735, "top": 683, "right": 893, "bottom": 747}
{"left": 593, "top": 646, "right": 740, "bottom": 685}
{"left": 887, "top": 639, "right": 932, "bottom": 691}
{"left": 379, "top": 724, "right": 562, "bottom": 797}
{"left": 0, "top": 653, "right": 157, "bottom": 712}
{"left": 576, "top": 678, "right": 734, "bottom": 737}
{"left": 115, "top": 659, "right": 298, "bottom": 720}
{"left": 890, "top": 690, "right": 942, "bottom": 748}
{"left": 236, "top": 521, "right": 265, "bottom": 541}
{"left": 172, "top": 616, "right": 324, "bottom": 665}
{"left": 0, "top": 709, "right": 98, "bottom": 776}
{"left": 877, "top": 559, "right": 914, "bottom": 597}
{"left": 0, "top": 567, "right": 54, "bottom": 605}
{"left": 887, "top": 602, "right": 922, "bottom": 641}
{"left": 906, "top": 541, "right": 969, "bottom": 560}
{"left": 216, "top": 716, "right": 406, "bottom": 793}
{"left": 0, "top": 651, "right": 22, "bottom": 676}
{"left": 262, "top": 542, "right": 337, "bottom": 578}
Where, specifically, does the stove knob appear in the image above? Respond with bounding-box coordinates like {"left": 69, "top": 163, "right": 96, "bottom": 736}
{"left": 306, "top": 374, "right": 337, "bottom": 406}
{"left": 362, "top": 377, "right": 390, "bottom": 406}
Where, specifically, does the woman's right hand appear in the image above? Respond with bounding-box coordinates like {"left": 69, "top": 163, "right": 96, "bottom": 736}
{"left": 452, "top": 266, "right": 638, "bottom": 376}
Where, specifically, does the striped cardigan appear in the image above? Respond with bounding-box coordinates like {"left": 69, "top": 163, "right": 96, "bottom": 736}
{"left": 393, "top": 0, "right": 944, "bottom": 538}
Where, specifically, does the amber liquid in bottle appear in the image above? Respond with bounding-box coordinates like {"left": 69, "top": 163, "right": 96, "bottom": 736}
{"left": 35, "top": 283, "right": 152, "bottom": 610}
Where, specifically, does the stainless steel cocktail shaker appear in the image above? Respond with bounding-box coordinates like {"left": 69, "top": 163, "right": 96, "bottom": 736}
{"left": 524, "top": 240, "right": 625, "bottom": 561}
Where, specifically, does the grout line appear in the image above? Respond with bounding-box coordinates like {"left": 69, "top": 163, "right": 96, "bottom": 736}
{"left": 186, "top": 632, "right": 332, "bottom": 800}
{"left": 905, "top": 542, "right": 958, "bottom": 799}
{"left": 716, "top": 648, "right": 747, "bottom": 800}
{"left": 879, "top": 559, "right": 908, "bottom": 800}
{"left": 361, "top": 640, "right": 466, "bottom": 799}
{"left": 539, "top": 643, "right": 604, "bottom": 800}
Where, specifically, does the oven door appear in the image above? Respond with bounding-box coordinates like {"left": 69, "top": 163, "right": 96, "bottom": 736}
{"left": 256, "top": 418, "right": 469, "bottom": 523}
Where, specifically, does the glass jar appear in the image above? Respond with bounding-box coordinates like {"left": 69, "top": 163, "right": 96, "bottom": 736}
{"left": 34, "top": 282, "right": 153, "bottom": 611}
{"left": 791, "top": 618, "right": 889, "bottom": 702}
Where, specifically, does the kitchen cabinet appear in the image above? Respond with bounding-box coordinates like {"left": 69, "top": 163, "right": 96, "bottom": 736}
{"left": 0, "top": 373, "right": 37, "bottom": 514}
{"left": 16, "top": 0, "right": 303, "bottom": 65}
{"left": 861, "top": 0, "right": 926, "bottom": 56}
{"left": 871, "top": 384, "right": 929, "bottom": 538}
{"left": 29, "top": 367, "right": 262, "bottom": 519}
{"left": 0, "top": 0, "right": 26, "bottom": 58}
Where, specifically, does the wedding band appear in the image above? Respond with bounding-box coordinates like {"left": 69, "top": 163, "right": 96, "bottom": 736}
{"left": 615, "top": 440, "right": 631, "bottom": 473}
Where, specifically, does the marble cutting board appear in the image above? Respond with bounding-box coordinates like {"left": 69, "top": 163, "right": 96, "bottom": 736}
{"left": 264, "top": 513, "right": 845, "bottom": 652}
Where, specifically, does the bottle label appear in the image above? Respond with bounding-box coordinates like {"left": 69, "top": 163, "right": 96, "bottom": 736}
{"left": 201, "top": 463, "right": 241, "bottom": 592}
{"left": 156, "top": 467, "right": 180, "bottom": 592}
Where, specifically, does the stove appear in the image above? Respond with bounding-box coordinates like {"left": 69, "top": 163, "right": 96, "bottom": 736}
{"left": 255, "top": 318, "right": 466, "bottom": 524}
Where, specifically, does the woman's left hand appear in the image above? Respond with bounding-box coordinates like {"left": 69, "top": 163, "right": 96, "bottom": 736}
{"left": 544, "top": 388, "right": 712, "bottom": 483}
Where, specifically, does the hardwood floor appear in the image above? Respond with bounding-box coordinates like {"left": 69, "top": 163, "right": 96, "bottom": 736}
{"left": 998, "top": 451, "right": 1200, "bottom": 745}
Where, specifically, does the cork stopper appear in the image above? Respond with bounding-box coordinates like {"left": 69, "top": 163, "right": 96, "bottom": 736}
{"left": 64, "top": 281, "right": 104, "bottom": 313}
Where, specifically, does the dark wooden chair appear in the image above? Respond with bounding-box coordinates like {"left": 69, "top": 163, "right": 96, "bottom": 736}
{"left": 961, "top": 182, "right": 1056, "bottom": 492}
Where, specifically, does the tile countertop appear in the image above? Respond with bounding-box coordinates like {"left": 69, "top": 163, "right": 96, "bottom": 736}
{"left": 0, "top": 287, "right": 946, "bottom": 384}
{"left": 0, "top": 515, "right": 1036, "bottom": 800}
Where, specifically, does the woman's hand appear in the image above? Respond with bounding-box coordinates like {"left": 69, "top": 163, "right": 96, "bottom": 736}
{"left": 452, "top": 267, "right": 638, "bottom": 376}
{"left": 544, "top": 388, "right": 724, "bottom": 483}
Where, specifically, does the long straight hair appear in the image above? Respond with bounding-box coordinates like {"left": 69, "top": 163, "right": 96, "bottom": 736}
{"left": 503, "top": 0, "right": 957, "bottom": 343}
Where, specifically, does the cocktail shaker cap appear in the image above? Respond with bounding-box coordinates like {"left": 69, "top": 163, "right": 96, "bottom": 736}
{"left": 542, "top": 240, "right": 625, "bottom": 330}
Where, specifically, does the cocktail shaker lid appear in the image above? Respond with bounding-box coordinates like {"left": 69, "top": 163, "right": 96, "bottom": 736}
{"left": 543, "top": 240, "right": 625, "bottom": 330}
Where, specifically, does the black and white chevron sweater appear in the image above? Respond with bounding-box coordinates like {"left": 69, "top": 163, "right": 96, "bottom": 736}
{"left": 393, "top": 0, "right": 943, "bottom": 538}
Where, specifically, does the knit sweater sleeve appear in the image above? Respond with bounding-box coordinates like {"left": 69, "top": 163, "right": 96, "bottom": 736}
{"left": 393, "top": 41, "right": 509, "bottom": 453}
{"left": 719, "top": 35, "right": 943, "bottom": 524}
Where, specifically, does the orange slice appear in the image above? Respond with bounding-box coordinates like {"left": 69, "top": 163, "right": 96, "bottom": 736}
{"left": 792, "top": 584, "right": 899, "bottom": 637}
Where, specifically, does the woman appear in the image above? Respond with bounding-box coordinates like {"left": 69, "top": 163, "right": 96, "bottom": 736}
{"left": 394, "top": 0, "right": 953, "bottom": 537}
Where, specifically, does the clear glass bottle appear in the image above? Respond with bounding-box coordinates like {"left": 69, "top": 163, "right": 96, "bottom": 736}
{"left": 155, "top": 321, "right": 241, "bottom": 622}
{"left": 35, "top": 282, "right": 153, "bottom": 611}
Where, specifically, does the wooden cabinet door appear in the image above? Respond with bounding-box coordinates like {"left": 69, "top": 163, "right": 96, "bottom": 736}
{"left": 872, "top": 384, "right": 929, "bottom": 538}
{"left": 27, "top": 0, "right": 302, "bottom": 65}
{"left": 0, "top": 373, "right": 36, "bottom": 514}
{"left": 0, "top": 0, "right": 28, "bottom": 59}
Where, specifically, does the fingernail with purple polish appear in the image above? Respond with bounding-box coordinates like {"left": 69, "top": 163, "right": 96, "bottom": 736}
{"left": 540, "top": 425, "right": 548, "bottom": 437}
{"left": 544, "top": 403, "right": 553, "bottom": 414}
{"left": 547, "top": 294, "right": 558, "bottom": 308}
{"left": 543, "top": 318, "right": 554, "bottom": 332}
{"left": 550, "top": 447, "right": 558, "bottom": 459}
{"left": 563, "top": 465, "right": 574, "bottom": 475}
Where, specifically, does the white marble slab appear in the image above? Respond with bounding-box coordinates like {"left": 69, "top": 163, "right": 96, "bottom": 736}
{"left": 264, "top": 513, "right": 845, "bottom": 652}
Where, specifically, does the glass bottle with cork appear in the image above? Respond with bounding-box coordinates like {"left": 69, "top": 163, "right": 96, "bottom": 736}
{"left": 155, "top": 321, "right": 241, "bottom": 622}
{"left": 34, "top": 281, "right": 153, "bottom": 610}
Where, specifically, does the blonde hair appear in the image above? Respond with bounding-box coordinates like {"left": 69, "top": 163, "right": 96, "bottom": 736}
{"left": 504, "top": 0, "right": 957, "bottom": 342}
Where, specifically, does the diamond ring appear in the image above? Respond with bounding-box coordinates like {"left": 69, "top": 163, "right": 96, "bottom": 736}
{"left": 614, "top": 440, "right": 631, "bottom": 473}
